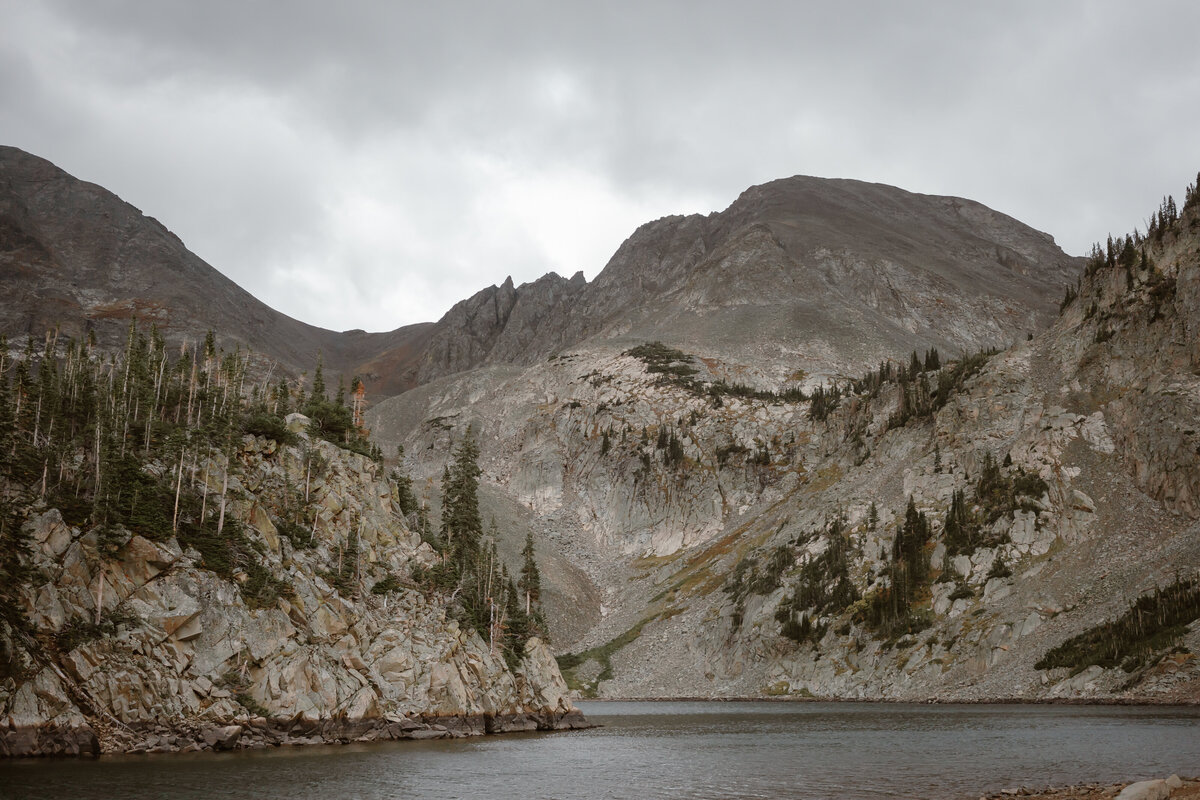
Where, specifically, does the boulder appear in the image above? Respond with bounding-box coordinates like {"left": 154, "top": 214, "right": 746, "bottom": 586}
{"left": 1115, "top": 779, "right": 1171, "bottom": 800}
{"left": 202, "top": 724, "right": 243, "bottom": 751}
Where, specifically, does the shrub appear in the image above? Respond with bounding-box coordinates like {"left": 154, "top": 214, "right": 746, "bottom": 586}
{"left": 1035, "top": 577, "right": 1200, "bottom": 673}
{"left": 241, "top": 410, "right": 298, "bottom": 446}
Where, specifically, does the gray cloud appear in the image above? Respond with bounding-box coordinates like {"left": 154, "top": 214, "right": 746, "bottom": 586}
{"left": 2, "top": 0, "right": 1198, "bottom": 331}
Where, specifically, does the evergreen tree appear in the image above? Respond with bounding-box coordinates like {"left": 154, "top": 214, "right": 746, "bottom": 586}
{"left": 442, "top": 428, "right": 483, "bottom": 557}
{"left": 391, "top": 445, "right": 418, "bottom": 517}
{"left": 308, "top": 355, "right": 326, "bottom": 407}
{"left": 273, "top": 378, "right": 290, "bottom": 416}
{"left": 519, "top": 530, "right": 542, "bottom": 615}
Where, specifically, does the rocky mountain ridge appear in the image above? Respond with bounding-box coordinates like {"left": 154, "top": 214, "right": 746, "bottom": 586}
{"left": 2, "top": 146, "right": 1080, "bottom": 401}
{"left": 413, "top": 176, "right": 1082, "bottom": 387}
{"left": 0, "top": 145, "right": 433, "bottom": 397}
{"left": 368, "top": 177, "right": 1200, "bottom": 703}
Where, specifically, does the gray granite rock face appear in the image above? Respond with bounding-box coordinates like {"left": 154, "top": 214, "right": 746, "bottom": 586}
{"left": 0, "top": 432, "right": 580, "bottom": 756}
{"left": 367, "top": 199, "right": 1200, "bottom": 705}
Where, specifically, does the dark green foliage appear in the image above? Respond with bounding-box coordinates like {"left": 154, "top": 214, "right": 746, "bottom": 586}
{"left": 756, "top": 544, "right": 793, "bottom": 594}
{"left": 555, "top": 615, "right": 661, "bottom": 696}
{"left": 176, "top": 517, "right": 292, "bottom": 608}
{"left": 98, "top": 451, "right": 175, "bottom": 542}
{"left": 0, "top": 498, "right": 32, "bottom": 639}
{"left": 776, "top": 517, "right": 860, "bottom": 645}
{"left": 856, "top": 497, "right": 932, "bottom": 640}
{"left": 95, "top": 524, "right": 129, "bottom": 555}
{"left": 329, "top": 527, "right": 361, "bottom": 598}
{"left": 986, "top": 557, "right": 1012, "bottom": 581}
{"left": 1011, "top": 470, "right": 1049, "bottom": 504}
{"left": 241, "top": 561, "right": 294, "bottom": 610}
{"left": 276, "top": 517, "right": 312, "bottom": 549}
{"left": 706, "top": 380, "right": 806, "bottom": 404}
{"left": 1035, "top": 577, "right": 1200, "bottom": 673}
{"left": 923, "top": 348, "right": 941, "bottom": 371}
{"left": 304, "top": 398, "right": 355, "bottom": 444}
{"left": 942, "top": 453, "right": 1044, "bottom": 558}
{"left": 391, "top": 449, "right": 419, "bottom": 517}
{"left": 0, "top": 323, "right": 327, "bottom": 613}
{"left": 893, "top": 497, "right": 931, "bottom": 590}
{"left": 973, "top": 451, "right": 1008, "bottom": 522}
{"left": 414, "top": 434, "right": 542, "bottom": 664}
{"left": 625, "top": 342, "right": 698, "bottom": 380}
{"left": 887, "top": 348, "right": 997, "bottom": 430}
{"left": 716, "top": 441, "right": 750, "bottom": 468}
{"left": 299, "top": 356, "right": 376, "bottom": 459}
{"left": 850, "top": 360, "right": 895, "bottom": 398}
{"left": 723, "top": 542, "right": 796, "bottom": 631}
{"left": 54, "top": 608, "right": 138, "bottom": 652}
{"left": 625, "top": 341, "right": 804, "bottom": 404}
{"left": 664, "top": 429, "right": 685, "bottom": 469}
{"left": 518, "top": 530, "right": 542, "bottom": 613}
{"left": 0, "top": 322, "right": 255, "bottom": 542}
{"left": 975, "top": 451, "right": 1047, "bottom": 523}
{"left": 235, "top": 691, "right": 270, "bottom": 718}
{"left": 241, "top": 407, "right": 298, "bottom": 446}
{"left": 441, "top": 430, "right": 483, "bottom": 558}
{"left": 371, "top": 574, "right": 404, "bottom": 595}
{"left": 1184, "top": 172, "right": 1200, "bottom": 215}
{"left": 1146, "top": 272, "right": 1177, "bottom": 323}
{"left": 941, "top": 489, "right": 978, "bottom": 556}
{"left": 807, "top": 384, "right": 842, "bottom": 422}
{"left": 308, "top": 356, "right": 327, "bottom": 406}
{"left": 948, "top": 584, "right": 974, "bottom": 601}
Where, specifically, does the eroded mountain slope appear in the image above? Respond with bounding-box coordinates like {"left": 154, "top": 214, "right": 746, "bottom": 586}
{"left": 369, "top": 179, "right": 1200, "bottom": 702}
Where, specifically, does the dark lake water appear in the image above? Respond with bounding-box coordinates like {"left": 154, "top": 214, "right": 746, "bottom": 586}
{"left": 2, "top": 701, "right": 1197, "bottom": 800}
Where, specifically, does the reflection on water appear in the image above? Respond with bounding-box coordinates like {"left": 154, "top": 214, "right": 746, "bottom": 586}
{"left": 1, "top": 702, "right": 1197, "bottom": 800}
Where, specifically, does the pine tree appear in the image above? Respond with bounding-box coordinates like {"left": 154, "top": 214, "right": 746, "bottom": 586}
{"left": 308, "top": 355, "right": 326, "bottom": 407}
{"left": 273, "top": 378, "right": 290, "bottom": 416}
{"left": 442, "top": 428, "right": 483, "bottom": 558}
{"left": 519, "top": 530, "right": 542, "bottom": 615}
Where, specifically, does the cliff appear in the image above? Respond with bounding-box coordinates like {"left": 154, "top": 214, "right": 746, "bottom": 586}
{"left": 0, "top": 423, "right": 584, "bottom": 757}
{"left": 368, "top": 177, "right": 1200, "bottom": 703}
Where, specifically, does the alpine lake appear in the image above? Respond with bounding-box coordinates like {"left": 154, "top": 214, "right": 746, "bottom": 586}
{"left": 2, "top": 701, "right": 1197, "bottom": 799}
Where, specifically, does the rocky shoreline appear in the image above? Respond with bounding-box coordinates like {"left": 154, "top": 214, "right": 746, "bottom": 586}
{"left": 1, "top": 434, "right": 590, "bottom": 760}
{"left": 1, "top": 708, "right": 592, "bottom": 757}
{"left": 980, "top": 775, "right": 1197, "bottom": 800}
{"left": 577, "top": 695, "right": 1200, "bottom": 706}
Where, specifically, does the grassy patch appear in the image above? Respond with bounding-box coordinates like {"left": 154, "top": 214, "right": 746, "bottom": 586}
{"left": 556, "top": 608, "right": 682, "bottom": 696}
{"left": 625, "top": 341, "right": 804, "bottom": 404}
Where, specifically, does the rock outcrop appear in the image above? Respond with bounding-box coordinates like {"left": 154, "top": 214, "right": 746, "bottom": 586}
{"left": 368, "top": 180, "right": 1200, "bottom": 704}
{"left": 409, "top": 176, "right": 1081, "bottom": 388}
{"left": 0, "top": 426, "right": 584, "bottom": 757}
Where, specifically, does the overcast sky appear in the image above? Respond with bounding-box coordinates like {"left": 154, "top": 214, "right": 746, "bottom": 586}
{"left": 2, "top": 1, "right": 1198, "bottom": 332}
